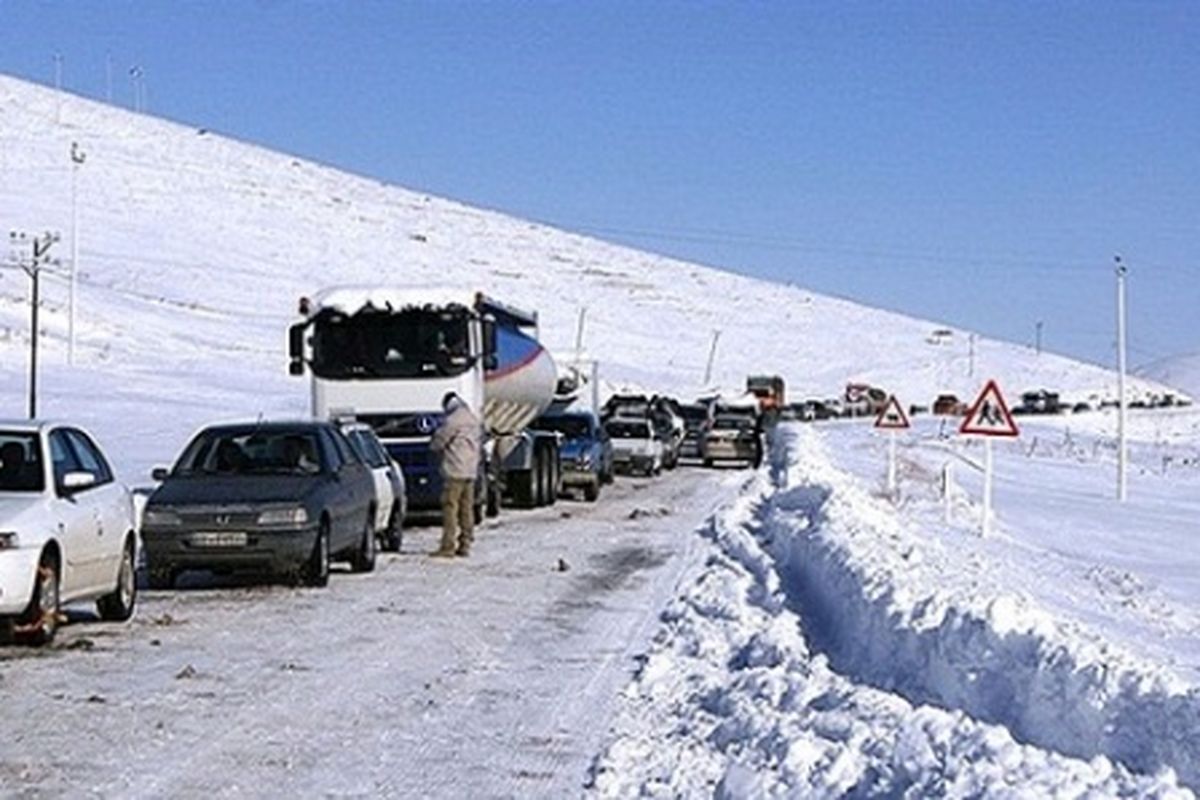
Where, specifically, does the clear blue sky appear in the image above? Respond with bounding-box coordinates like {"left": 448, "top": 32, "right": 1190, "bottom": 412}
{"left": 2, "top": 1, "right": 1196, "bottom": 368}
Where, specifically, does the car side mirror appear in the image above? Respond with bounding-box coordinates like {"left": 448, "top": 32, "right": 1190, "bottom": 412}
{"left": 288, "top": 323, "right": 307, "bottom": 376}
{"left": 151, "top": 466, "right": 170, "bottom": 482}
{"left": 61, "top": 471, "right": 96, "bottom": 494}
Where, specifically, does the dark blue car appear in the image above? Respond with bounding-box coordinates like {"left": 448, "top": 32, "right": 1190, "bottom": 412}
{"left": 532, "top": 412, "right": 613, "bottom": 502}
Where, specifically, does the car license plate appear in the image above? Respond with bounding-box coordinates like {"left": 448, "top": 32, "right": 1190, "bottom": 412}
{"left": 191, "top": 531, "right": 248, "bottom": 548}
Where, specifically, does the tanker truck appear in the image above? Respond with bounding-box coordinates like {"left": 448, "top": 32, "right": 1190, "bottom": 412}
{"left": 287, "top": 287, "right": 562, "bottom": 517}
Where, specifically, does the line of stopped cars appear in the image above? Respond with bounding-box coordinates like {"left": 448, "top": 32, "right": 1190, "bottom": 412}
{"left": 1, "top": 395, "right": 763, "bottom": 646}
{"left": 0, "top": 417, "right": 405, "bottom": 645}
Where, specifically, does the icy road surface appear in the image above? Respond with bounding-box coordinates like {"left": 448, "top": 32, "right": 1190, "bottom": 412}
{"left": 0, "top": 469, "right": 740, "bottom": 799}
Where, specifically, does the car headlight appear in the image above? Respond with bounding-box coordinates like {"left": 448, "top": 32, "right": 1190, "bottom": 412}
{"left": 257, "top": 508, "right": 309, "bottom": 526}
{"left": 0, "top": 531, "right": 19, "bottom": 550}
{"left": 143, "top": 509, "right": 181, "bottom": 527}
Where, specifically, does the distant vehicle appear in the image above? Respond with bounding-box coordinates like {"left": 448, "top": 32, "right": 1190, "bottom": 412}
{"left": 532, "top": 411, "right": 613, "bottom": 502}
{"left": 288, "top": 287, "right": 562, "bottom": 517}
{"left": 933, "top": 394, "right": 967, "bottom": 416}
{"left": 845, "top": 383, "right": 889, "bottom": 417}
{"left": 677, "top": 402, "right": 713, "bottom": 459}
{"left": 339, "top": 421, "right": 406, "bottom": 552}
{"left": 0, "top": 421, "right": 138, "bottom": 645}
{"left": 702, "top": 415, "right": 761, "bottom": 467}
{"left": 650, "top": 408, "right": 683, "bottom": 470}
{"left": 606, "top": 418, "right": 663, "bottom": 477}
{"left": 601, "top": 394, "right": 653, "bottom": 421}
{"left": 1016, "top": 390, "right": 1062, "bottom": 415}
{"left": 746, "top": 375, "right": 786, "bottom": 413}
{"left": 1072, "top": 402, "right": 1092, "bottom": 414}
{"left": 141, "top": 421, "right": 377, "bottom": 588}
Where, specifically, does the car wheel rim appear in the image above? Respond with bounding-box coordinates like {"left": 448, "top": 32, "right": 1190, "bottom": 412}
{"left": 119, "top": 550, "right": 134, "bottom": 607}
{"left": 38, "top": 566, "right": 58, "bottom": 635}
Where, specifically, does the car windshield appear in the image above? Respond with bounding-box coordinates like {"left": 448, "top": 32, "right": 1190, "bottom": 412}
{"left": 174, "top": 429, "right": 324, "bottom": 476}
{"left": 534, "top": 416, "right": 591, "bottom": 439}
{"left": 310, "top": 304, "right": 473, "bottom": 380}
{"left": 606, "top": 421, "right": 649, "bottom": 439}
{"left": 0, "top": 431, "right": 44, "bottom": 492}
{"left": 713, "top": 417, "right": 754, "bottom": 431}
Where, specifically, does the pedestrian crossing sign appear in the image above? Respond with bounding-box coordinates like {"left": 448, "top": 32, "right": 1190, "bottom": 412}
{"left": 874, "top": 395, "right": 910, "bottom": 430}
{"left": 960, "top": 379, "right": 1019, "bottom": 437}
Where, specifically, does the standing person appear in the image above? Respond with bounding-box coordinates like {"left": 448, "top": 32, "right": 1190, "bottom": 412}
{"left": 429, "top": 391, "right": 482, "bottom": 557}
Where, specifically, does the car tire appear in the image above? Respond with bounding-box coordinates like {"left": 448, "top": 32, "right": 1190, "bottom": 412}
{"left": 351, "top": 513, "right": 376, "bottom": 573}
{"left": 20, "top": 554, "right": 60, "bottom": 646}
{"left": 303, "top": 521, "right": 331, "bottom": 587}
{"left": 97, "top": 537, "right": 138, "bottom": 622}
{"left": 583, "top": 482, "right": 599, "bottom": 502}
{"left": 381, "top": 502, "right": 403, "bottom": 552}
{"left": 703, "top": 458, "right": 713, "bottom": 468}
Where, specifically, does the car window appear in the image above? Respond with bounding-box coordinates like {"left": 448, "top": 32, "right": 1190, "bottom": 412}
{"left": 0, "top": 431, "right": 45, "bottom": 493}
{"left": 175, "top": 429, "right": 323, "bottom": 475}
{"left": 48, "top": 430, "right": 84, "bottom": 490}
{"left": 63, "top": 429, "right": 114, "bottom": 485}
{"left": 329, "top": 428, "right": 359, "bottom": 466}
{"left": 318, "top": 429, "right": 344, "bottom": 471}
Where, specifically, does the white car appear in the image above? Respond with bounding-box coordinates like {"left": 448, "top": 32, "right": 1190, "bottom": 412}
{"left": 605, "top": 417, "right": 664, "bottom": 477}
{"left": 340, "top": 422, "right": 407, "bottom": 552}
{"left": 0, "top": 421, "right": 138, "bottom": 645}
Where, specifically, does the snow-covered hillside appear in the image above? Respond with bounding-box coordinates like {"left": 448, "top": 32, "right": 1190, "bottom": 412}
{"left": 0, "top": 73, "right": 1178, "bottom": 478}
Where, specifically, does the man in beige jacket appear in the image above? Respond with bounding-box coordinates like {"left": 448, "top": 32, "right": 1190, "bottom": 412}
{"left": 429, "top": 392, "right": 482, "bottom": 557}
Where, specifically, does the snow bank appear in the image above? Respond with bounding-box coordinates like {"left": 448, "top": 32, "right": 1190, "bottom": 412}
{"left": 589, "top": 467, "right": 1190, "bottom": 797}
{"left": 766, "top": 423, "right": 1200, "bottom": 790}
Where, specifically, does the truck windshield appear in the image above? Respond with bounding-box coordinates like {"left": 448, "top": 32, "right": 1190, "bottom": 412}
{"left": 310, "top": 305, "right": 473, "bottom": 380}
{"left": 0, "top": 432, "right": 44, "bottom": 492}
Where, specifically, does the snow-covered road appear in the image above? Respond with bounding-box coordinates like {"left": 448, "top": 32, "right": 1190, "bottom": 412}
{"left": 0, "top": 469, "right": 741, "bottom": 799}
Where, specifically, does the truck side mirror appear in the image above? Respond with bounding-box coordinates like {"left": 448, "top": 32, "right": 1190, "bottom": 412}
{"left": 482, "top": 317, "right": 498, "bottom": 370}
{"left": 288, "top": 323, "right": 307, "bottom": 376}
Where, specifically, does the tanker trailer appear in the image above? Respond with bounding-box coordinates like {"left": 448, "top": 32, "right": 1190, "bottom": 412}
{"left": 287, "top": 287, "right": 562, "bottom": 517}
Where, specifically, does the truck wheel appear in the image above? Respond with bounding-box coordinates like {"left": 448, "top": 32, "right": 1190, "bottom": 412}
{"left": 584, "top": 482, "right": 599, "bottom": 502}
{"left": 512, "top": 470, "right": 534, "bottom": 508}
{"left": 486, "top": 484, "right": 501, "bottom": 518}
{"left": 534, "top": 455, "right": 548, "bottom": 507}
{"left": 97, "top": 537, "right": 138, "bottom": 622}
{"left": 547, "top": 456, "right": 559, "bottom": 505}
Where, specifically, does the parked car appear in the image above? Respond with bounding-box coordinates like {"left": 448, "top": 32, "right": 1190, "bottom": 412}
{"left": 0, "top": 421, "right": 138, "bottom": 645}
{"left": 339, "top": 421, "right": 406, "bottom": 552}
{"left": 141, "top": 421, "right": 377, "bottom": 588}
{"left": 933, "top": 394, "right": 967, "bottom": 416}
{"left": 677, "top": 402, "right": 713, "bottom": 459}
{"left": 650, "top": 411, "right": 683, "bottom": 470}
{"left": 532, "top": 411, "right": 613, "bottom": 501}
{"left": 605, "top": 418, "right": 663, "bottom": 476}
{"left": 702, "top": 415, "right": 761, "bottom": 467}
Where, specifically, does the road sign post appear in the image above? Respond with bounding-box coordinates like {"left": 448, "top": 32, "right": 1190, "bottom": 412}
{"left": 959, "top": 380, "right": 1019, "bottom": 536}
{"left": 874, "top": 396, "right": 910, "bottom": 498}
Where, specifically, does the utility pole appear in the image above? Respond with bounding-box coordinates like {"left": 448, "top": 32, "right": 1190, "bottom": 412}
{"left": 129, "top": 66, "right": 144, "bottom": 112}
{"left": 1115, "top": 256, "right": 1128, "bottom": 502}
{"left": 9, "top": 231, "right": 61, "bottom": 419}
{"left": 1035, "top": 320, "right": 1043, "bottom": 355}
{"left": 703, "top": 329, "right": 722, "bottom": 387}
{"left": 573, "top": 306, "right": 587, "bottom": 362}
{"left": 68, "top": 142, "right": 87, "bottom": 365}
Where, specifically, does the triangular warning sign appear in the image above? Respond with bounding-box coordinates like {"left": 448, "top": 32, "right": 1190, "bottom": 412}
{"left": 959, "top": 379, "right": 1019, "bottom": 437}
{"left": 874, "top": 396, "right": 910, "bottom": 430}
